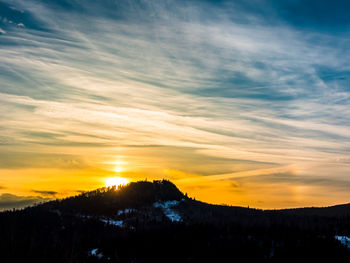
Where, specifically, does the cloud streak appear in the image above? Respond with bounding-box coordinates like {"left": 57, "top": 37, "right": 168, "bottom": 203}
{"left": 31, "top": 190, "right": 58, "bottom": 196}
{"left": 1, "top": 0, "right": 350, "bottom": 207}
{"left": 0, "top": 193, "right": 50, "bottom": 211}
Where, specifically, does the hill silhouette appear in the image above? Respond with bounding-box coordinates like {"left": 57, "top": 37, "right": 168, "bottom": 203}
{"left": 1, "top": 180, "right": 350, "bottom": 263}
{"left": 43, "top": 180, "right": 186, "bottom": 216}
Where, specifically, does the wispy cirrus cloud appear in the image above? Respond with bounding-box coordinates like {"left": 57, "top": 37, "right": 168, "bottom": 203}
{"left": 1, "top": 0, "right": 350, "bottom": 207}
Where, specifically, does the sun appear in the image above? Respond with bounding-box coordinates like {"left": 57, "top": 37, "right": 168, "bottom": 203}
{"left": 105, "top": 177, "right": 129, "bottom": 187}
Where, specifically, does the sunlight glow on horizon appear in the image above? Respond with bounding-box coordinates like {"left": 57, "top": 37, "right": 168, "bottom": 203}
{"left": 112, "top": 159, "right": 127, "bottom": 173}
{"left": 105, "top": 177, "right": 129, "bottom": 188}
{"left": 114, "top": 166, "right": 123, "bottom": 173}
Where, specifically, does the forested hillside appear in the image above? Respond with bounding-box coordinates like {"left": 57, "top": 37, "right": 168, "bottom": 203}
{"left": 1, "top": 180, "right": 350, "bottom": 263}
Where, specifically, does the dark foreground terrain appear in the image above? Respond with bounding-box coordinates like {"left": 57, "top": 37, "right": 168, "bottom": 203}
{"left": 1, "top": 180, "right": 350, "bottom": 263}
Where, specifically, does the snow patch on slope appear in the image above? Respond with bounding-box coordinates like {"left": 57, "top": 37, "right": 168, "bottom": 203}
{"left": 101, "top": 218, "right": 124, "bottom": 227}
{"left": 153, "top": 200, "right": 182, "bottom": 222}
{"left": 335, "top": 236, "right": 350, "bottom": 249}
{"left": 117, "top": 208, "right": 135, "bottom": 216}
{"left": 90, "top": 248, "right": 103, "bottom": 259}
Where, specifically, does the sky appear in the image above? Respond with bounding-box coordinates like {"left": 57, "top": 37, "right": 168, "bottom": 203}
{"left": 1, "top": 0, "right": 350, "bottom": 209}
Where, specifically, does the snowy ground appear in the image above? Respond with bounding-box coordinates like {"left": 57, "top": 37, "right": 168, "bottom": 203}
{"left": 153, "top": 200, "right": 182, "bottom": 222}
{"left": 335, "top": 236, "right": 350, "bottom": 249}
{"left": 117, "top": 208, "right": 134, "bottom": 216}
{"left": 90, "top": 248, "right": 103, "bottom": 259}
{"left": 100, "top": 218, "right": 124, "bottom": 227}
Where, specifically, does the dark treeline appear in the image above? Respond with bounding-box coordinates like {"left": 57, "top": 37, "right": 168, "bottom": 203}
{"left": 1, "top": 180, "right": 350, "bottom": 263}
